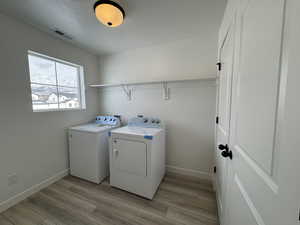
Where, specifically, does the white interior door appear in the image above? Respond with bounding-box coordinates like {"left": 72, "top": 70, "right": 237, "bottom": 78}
{"left": 225, "top": 0, "right": 299, "bottom": 224}
{"left": 215, "top": 22, "right": 235, "bottom": 224}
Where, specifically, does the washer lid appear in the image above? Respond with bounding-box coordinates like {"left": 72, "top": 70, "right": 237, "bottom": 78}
{"left": 111, "top": 126, "right": 163, "bottom": 137}
{"left": 70, "top": 123, "right": 115, "bottom": 133}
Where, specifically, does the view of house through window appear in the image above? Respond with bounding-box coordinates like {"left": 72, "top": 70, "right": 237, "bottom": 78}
{"left": 28, "top": 51, "right": 85, "bottom": 111}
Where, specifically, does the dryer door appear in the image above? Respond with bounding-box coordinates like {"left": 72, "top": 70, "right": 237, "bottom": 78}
{"left": 112, "top": 139, "right": 147, "bottom": 177}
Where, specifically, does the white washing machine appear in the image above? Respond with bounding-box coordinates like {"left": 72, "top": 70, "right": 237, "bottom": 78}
{"left": 69, "top": 116, "right": 120, "bottom": 184}
{"left": 109, "top": 116, "right": 165, "bottom": 199}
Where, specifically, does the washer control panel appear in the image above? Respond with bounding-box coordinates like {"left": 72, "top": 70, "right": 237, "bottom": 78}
{"left": 95, "top": 116, "right": 120, "bottom": 126}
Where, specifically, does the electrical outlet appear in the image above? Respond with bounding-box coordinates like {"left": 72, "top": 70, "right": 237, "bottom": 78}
{"left": 8, "top": 173, "right": 18, "bottom": 186}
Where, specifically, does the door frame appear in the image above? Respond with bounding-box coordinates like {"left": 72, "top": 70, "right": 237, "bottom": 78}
{"left": 214, "top": 13, "right": 237, "bottom": 225}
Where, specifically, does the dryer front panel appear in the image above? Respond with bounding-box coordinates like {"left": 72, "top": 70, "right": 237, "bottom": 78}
{"left": 112, "top": 138, "right": 147, "bottom": 177}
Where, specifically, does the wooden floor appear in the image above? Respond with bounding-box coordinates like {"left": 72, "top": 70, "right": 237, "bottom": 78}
{"left": 0, "top": 173, "right": 219, "bottom": 225}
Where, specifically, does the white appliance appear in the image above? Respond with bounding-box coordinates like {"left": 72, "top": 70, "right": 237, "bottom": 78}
{"left": 69, "top": 116, "right": 120, "bottom": 183}
{"left": 109, "top": 116, "right": 165, "bottom": 199}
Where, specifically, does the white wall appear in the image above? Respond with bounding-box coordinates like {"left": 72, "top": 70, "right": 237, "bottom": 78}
{"left": 0, "top": 13, "right": 100, "bottom": 204}
{"left": 99, "top": 36, "right": 218, "bottom": 84}
{"left": 98, "top": 34, "right": 218, "bottom": 176}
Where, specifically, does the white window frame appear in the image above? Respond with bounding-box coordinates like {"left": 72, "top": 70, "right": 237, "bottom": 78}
{"left": 28, "top": 50, "right": 86, "bottom": 112}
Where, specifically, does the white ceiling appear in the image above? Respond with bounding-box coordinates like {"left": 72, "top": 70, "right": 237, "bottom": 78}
{"left": 0, "top": 0, "right": 226, "bottom": 55}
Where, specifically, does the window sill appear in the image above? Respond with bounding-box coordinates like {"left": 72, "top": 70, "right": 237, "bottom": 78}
{"left": 33, "top": 108, "right": 86, "bottom": 113}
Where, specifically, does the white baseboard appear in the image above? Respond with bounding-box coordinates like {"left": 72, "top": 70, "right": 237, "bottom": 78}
{"left": 0, "top": 169, "right": 69, "bottom": 213}
{"left": 166, "top": 165, "right": 212, "bottom": 181}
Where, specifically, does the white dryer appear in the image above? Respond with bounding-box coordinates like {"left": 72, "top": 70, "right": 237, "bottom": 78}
{"left": 109, "top": 116, "right": 165, "bottom": 199}
{"left": 69, "top": 116, "right": 120, "bottom": 184}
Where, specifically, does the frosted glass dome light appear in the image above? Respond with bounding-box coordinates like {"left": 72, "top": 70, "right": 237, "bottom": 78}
{"left": 94, "top": 0, "right": 125, "bottom": 27}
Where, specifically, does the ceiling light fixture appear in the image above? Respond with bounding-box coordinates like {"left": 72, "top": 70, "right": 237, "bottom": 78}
{"left": 93, "top": 0, "right": 125, "bottom": 28}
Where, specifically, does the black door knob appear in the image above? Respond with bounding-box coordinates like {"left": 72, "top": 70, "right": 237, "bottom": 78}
{"left": 221, "top": 150, "right": 233, "bottom": 160}
{"left": 218, "top": 144, "right": 229, "bottom": 151}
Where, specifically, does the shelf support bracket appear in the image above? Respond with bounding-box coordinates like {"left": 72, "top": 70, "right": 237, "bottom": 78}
{"left": 121, "top": 84, "right": 132, "bottom": 100}
{"left": 162, "top": 82, "right": 170, "bottom": 100}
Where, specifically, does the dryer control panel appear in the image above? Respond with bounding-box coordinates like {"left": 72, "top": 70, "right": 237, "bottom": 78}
{"left": 128, "top": 116, "right": 162, "bottom": 128}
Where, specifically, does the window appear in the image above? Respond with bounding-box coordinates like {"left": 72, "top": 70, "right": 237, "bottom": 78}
{"left": 27, "top": 51, "right": 86, "bottom": 112}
